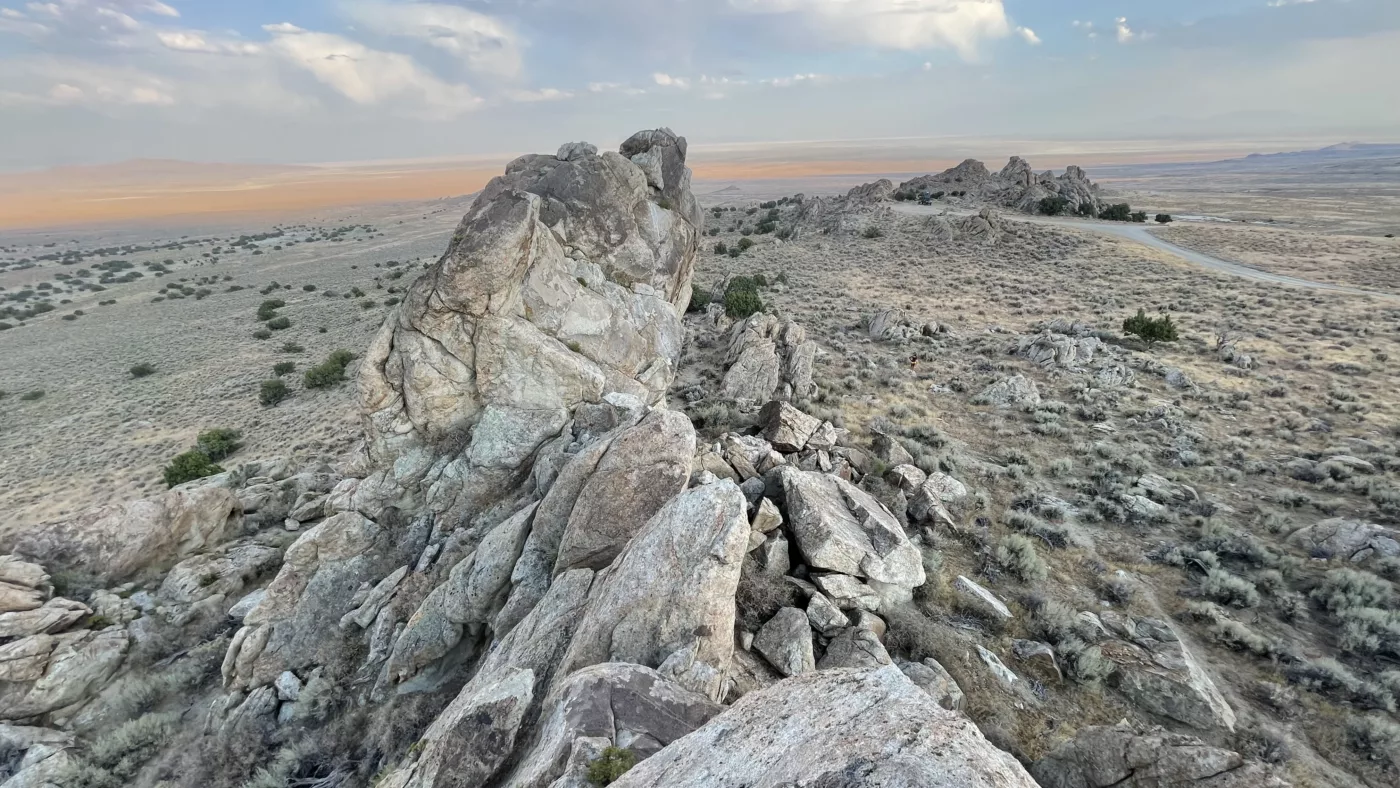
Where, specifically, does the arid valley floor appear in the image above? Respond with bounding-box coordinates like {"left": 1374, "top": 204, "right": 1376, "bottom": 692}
{"left": 5, "top": 142, "right": 1400, "bottom": 787}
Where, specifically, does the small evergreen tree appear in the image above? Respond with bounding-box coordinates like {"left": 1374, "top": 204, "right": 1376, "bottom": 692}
{"left": 1038, "top": 196, "right": 1070, "bottom": 216}
{"left": 163, "top": 451, "right": 223, "bottom": 488}
{"left": 1155, "top": 214, "right": 1173, "bottom": 224}
{"left": 1123, "top": 309, "right": 1179, "bottom": 347}
{"left": 1099, "top": 203, "right": 1133, "bottom": 221}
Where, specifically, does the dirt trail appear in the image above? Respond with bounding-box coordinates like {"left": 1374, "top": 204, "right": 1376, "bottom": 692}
{"left": 892, "top": 203, "right": 1399, "bottom": 301}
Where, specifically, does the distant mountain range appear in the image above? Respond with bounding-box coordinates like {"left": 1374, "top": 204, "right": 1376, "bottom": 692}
{"left": 1090, "top": 142, "right": 1400, "bottom": 179}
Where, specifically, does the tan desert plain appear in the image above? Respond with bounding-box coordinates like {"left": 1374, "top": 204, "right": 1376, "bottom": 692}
{"left": 3, "top": 131, "right": 1400, "bottom": 788}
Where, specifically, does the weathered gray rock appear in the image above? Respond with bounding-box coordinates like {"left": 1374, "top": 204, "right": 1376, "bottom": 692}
{"left": 776, "top": 466, "right": 924, "bottom": 606}
{"left": 817, "top": 626, "right": 891, "bottom": 670}
{"left": 1287, "top": 518, "right": 1400, "bottom": 561}
{"left": 0, "top": 628, "right": 129, "bottom": 719}
{"left": 12, "top": 486, "right": 242, "bottom": 583}
{"left": 552, "top": 481, "right": 749, "bottom": 702}
{"left": 719, "top": 314, "right": 817, "bottom": 404}
{"left": 1101, "top": 628, "right": 1236, "bottom": 732}
{"left": 359, "top": 129, "right": 701, "bottom": 480}
{"left": 502, "top": 662, "right": 722, "bottom": 788}
{"left": 898, "top": 658, "right": 965, "bottom": 710}
{"left": 0, "top": 635, "right": 57, "bottom": 682}
{"left": 0, "top": 597, "right": 90, "bottom": 639}
{"left": 610, "top": 665, "right": 1038, "bottom": 787}
{"left": 753, "top": 607, "right": 815, "bottom": 677}
{"left": 870, "top": 431, "right": 914, "bottom": 467}
{"left": 759, "top": 401, "right": 822, "bottom": 453}
{"left": 158, "top": 544, "right": 283, "bottom": 605}
{"left": 1134, "top": 473, "right": 1199, "bottom": 506}
{"left": 883, "top": 464, "right": 926, "bottom": 494}
{"left": 1031, "top": 725, "right": 1289, "bottom": 788}
{"left": 806, "top": 592, "right": 848, "bottom": 636}
{"left": 977, "top": 645, "right": 1021, "bottom": 688}
{"left": 553, "top": 410, "right": 694, "bottom": 573}
{"left": 1017, "top": 331, "right": 1103, "bottom": 369}
{"left": 225, "top": 511, "right": 426, "bottom": 689}
{"left": 954, "top": 575, "right": 1013, "bottom": 620}
{"left": 0, "top": 557, "right": 49, "bottom": 614}
{"left": 908, "top": 472, "right": 969, "bottom": 527}
{"left": 556, "top": 141, "right": 597, "bottom": 161}
{"left": 812, "top": 573, "right": 883, "bottom": 611}
{"left": 977, "top": 375, "right": 1041, "bottom": 408}
{"left": 377, "top": 569, "right": 596, "bottom": 788}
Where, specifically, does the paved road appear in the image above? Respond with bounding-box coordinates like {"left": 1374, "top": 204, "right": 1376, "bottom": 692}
{"left": 892, "top": 203, "right": 1396, "bottom": 301}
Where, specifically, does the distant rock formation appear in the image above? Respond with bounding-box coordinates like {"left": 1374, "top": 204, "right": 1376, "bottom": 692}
{"left": 900, "top": 156, "right": 1103, "bottom": 215}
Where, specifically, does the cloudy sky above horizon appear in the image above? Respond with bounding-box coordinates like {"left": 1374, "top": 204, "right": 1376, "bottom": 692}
{"left": 0, "top": 0, "right": 1397, "bottom": 169}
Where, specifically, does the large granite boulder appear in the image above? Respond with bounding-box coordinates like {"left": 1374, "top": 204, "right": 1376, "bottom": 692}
{"left": 10, "top": 486, "right": 242, "bottom": 583}
{"left": 0, "top": 628, "right": 129, "bottom": 720}
{"left": 719, "top": 314, "right": 817, "bottom": 404}
{"left": 502, "top": 662, "right": 722, "bottom": 787}
{"left": 551, "top": 480, "right": 750, "bottom": 702}
{"left": 1032, "top": 725, "right": 1289, "bottom": 787}
{"left": 359, "top": 129, "right": 702, "bottom": 482}
{"left": 774, "top": 466, "right": 925, "bottom": 607}
{"left": 610, "top": 665, "right": 1038, "bottom": 787}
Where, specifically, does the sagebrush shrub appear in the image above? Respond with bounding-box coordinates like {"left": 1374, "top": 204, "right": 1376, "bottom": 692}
{"left": 304, "top": 349, "right": 355, "bottom": 389}
{"left": 995, "top": 535, "right": 1048, "bottom": 582}
{"left": 129, "top": 362, "right": 156, "bottom": 378}
{"left": 1201, "top": 569, "right": 1260, "bottom": 608}
{"left": 1313, "top": 568, "right": 1394, "bottom": 613}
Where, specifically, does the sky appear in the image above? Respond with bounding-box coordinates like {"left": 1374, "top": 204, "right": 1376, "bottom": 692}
{"left": 0, "top": 0, "right": 1397, "bottom": 170}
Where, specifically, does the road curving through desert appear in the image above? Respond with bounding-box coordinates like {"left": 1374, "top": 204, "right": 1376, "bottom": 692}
{"left": 892, "top": 202, "right": 1398, "bottom": 301}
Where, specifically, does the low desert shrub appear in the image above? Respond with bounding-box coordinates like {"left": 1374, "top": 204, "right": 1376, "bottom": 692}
{"left": 196, "top": 428, "right": 243, "bottom": 461}
{"left": 1313, "top": 568, "right": 1394, "bottom": 613}
{"left": 1037, "top": 196, "right": 1070, "bottom": 216}
{"left": 1339, "top": 607, "right": 1400, "bottom": 656}
{"left": 129, "top": 362, "right": 156, "bottom": 378}
{"left": 266, "top": 316, "right": 291, "bottom": 330}
{"left": 259, "top": 380, "right": 291, "bottom": 407}
{"left": 994, "top": 535, "right": 1048, "bottom": 582}
{"left": 304, "top": 350, "right": 355, "bottom": 389}
{"left": 256, "top": 299, "right": 285, "bottom": 321}
{"left": 586, "top": 747, "right": 637, "bottom": 786}
{"left": 163, "top": 450, "right": 223, "bottom": 488}
{"left": 273, "top": 361, "right": 295, "bottom": 376}
{"left": 688, "top": 284, "right": 711, "bottom": 313}
{"left": 1201, "top": 569, "right": 1261, "bottom": 608}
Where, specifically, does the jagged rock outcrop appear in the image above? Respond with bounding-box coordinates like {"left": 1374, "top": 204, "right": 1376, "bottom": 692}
{"left": 358, "top": 128, "right": 702, "bottom": 516}
{"left": 899, "top": 157, "right": 1102, "bottom": 216}
{"left": 774, "top": 466, "right": 925, "bottom": 608}
{"left": 719, "top": 313, "right": 817, "bottom": 404}
{"left": 789, "top": 180, "right": 895, "bottom": 237}
{"left": 1287, "top": 518, "right": 1400, "bottom": 561}
{"left": 1031, "top": 724, "right": 1290, "bottom": 787}
{"left": 609, "top": 665, "right": 1038, "bottom": 787}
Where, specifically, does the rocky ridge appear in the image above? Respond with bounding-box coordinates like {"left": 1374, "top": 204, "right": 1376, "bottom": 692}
{"left": 0, "top": 130, "right": 1065, "bottom": 788}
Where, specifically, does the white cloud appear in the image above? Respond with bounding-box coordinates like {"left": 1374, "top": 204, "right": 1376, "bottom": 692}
{"left": 1016, "top": 26, "right": 1039, "bottom": 45}
{"left": 1115, "top": 17, "right": 1135, "bottom": 43}
{"left": 763, "top": 72, "right": 822, "bottom": 86}
{"left": 344, "top": 2, "right": 522, "bottom": 80}
{"left": 262, "top": 23, "right": 480, "bottom": 113}
{"left": 504, "top": 87, "right": 572, "bottom": 102}
{"left": 652, "top": 72, "right": 689, "bottom": 88}
{"left": 157, "top": 30, "right": 261, "bottom": 55}
{"left": 0, "top": 58, "right": 176, "bottom": 106}
{"left": 728, "top": 0, "right": 1012, "bottom": 59}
